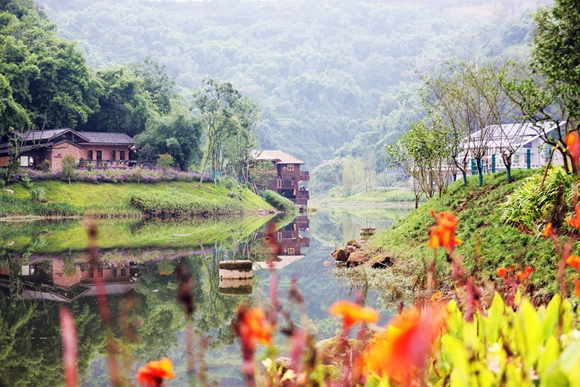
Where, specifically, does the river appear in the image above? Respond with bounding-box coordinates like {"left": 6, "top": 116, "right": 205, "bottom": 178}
{"left": 0, "top": 206, "right": 411, "bottom": 386}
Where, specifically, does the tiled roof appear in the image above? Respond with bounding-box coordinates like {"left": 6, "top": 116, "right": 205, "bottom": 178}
{"left": 23, "top": 129, "right": 82, "bottom": 142}
{"left": 77, "top": 132, "right": 134, "bottom": 145}
{"left": 251, "top": 150, "right": 305, "bottom": 165}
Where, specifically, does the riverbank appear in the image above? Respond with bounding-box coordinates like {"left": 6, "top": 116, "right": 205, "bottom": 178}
{"left": 0, "top": 180, "right": 275, "bottom": 219}
{"left": 365, "top": 169, "right": 560, "bottom": 301}
{"left": 312, "top": 187, "right": 419, "bottom": 207}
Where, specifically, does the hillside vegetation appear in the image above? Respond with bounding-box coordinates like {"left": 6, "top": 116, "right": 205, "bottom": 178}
{"left": 40, "top": 0, "right": 534, "bottom": 169}
{"left": 369, "top": 169, "right": 563, "bottom": 301}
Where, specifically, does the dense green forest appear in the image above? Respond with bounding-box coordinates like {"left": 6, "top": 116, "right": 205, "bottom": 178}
{"left": 37, "top": 0, "right": 538, "bottom": 177}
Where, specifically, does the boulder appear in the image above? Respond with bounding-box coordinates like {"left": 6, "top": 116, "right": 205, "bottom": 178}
{"left": 347, "top": 252, "right": 366, "bottom": 267}
{"left": 333, "top": 249, "right": 350, "bottom": 262}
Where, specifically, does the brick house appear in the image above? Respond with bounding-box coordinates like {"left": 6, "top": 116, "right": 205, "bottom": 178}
{"left": 251, "top": 150, "right": 310, "bottom": 207}
{"left": 0, "top": 128, "right": 134, "bottom": 170}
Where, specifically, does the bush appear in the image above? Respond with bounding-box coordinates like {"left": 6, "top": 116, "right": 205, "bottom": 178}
{"left": 21, "top": 175, "right": 34, "bottom": 189}
{"left": 217, "top": 176, "right": 239, "bottom": 190}
{"left": 30, "top": 187, "right": 46, "bottom": 203}
{"left": 157, "top": 154, "right": 174, "bottom": 172}
{"left": 61, "top": 154, "right": 77, "bottom": 180}
{"left": 40, "top": 160, "right": 50, "bottom": 173}
{"left": 263, "top": 190, "right": 297, "bottom": 213}
{"left": 130, "top": 190, "right": 246, "bottom": 216}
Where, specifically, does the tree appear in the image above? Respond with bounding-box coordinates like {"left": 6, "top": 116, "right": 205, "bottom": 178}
{"left": 249, "top": 160, "right": 276, "bottom": 193}
{"left": 156, "top": 153, "right": 174, "bottom": 173}
{"left": 193, "top": 78, "right": 242, "bottom": 187}
{"left": 386, "top": 117, "right": 453, "bottom": 208}
{"left": 533, "top": 0, "right": 580, "bottom": 122}
{"left": 134, "top": 105, "right": 202, "bottom": 170}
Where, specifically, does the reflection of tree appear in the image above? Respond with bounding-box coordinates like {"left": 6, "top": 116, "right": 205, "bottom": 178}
{"left": 0, "top": 291, "right": 103, "bottom": 387}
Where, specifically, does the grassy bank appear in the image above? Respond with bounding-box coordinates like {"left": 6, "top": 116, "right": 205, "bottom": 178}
{"left": 1, "top": 180, "right": 274, "bottom": 218}
{"left": 368, "top": 169, "right": 562, "bottom": 301}
{"left": 313, "top": 187, "right": 419, "bottom": 207}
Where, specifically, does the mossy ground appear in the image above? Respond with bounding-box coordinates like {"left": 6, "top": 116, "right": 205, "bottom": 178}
{"left": 370, "top": 169, "right": 564, "bottom": 301}
{"left": 1, "top": 180, "right": 273, "bottom": 218}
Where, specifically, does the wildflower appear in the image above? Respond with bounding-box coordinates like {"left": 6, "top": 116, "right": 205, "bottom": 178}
{"left": 567, "top": 255, "right": 580, "bottom": 270}
{"left": 496, "top": 267, "right": 507, "bottom": 278}
{"left": 136, "top": 358, "right": 175, "bottom": 387}
{"left": 430, "top": 291, "right": 442, "bottom": 303}
{"left": 237, "top": 307, "right": 272, "bottom": 352}
{"left": 566, "top": 207, "right": 580, "bottom": 228}
{"left": 329, "top": 300, "right": 380, "bottom": 330}
{"left": 566, "top": 131, "right": 580, "bottom": 170}
{"left": 515, "top": 268, "right": 532, "bottom": 283}
{"left": 575, "top": 279, "right": 580, "bottom": 298}
{"left": 359, "top": 307, "right": 446, "bottom": 385}
{"left": 543, "top": 223, "right": 554, "bottom": 237}
{"left": 428, "top": 211, "right": 461, "bottom": 255}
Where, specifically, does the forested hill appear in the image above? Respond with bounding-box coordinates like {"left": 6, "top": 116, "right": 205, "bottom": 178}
{"left": 38, "top": 0, "right": 536, "bottom": 169}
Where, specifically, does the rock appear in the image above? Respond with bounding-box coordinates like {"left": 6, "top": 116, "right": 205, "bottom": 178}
{"left": 5, "top": 189, "right": 14, "bottom": 194}
{"left": 363, "top": 256, "right": 394, "bottom": 269}
{"left": 347, "top": 252, "right": 366, "bottom": 267}
{"left": 333, "top": 249, "right": 350, "bottom": 262}
{"left": 345, "top": 245, "right": 357, "bottom": 253}
{"left": 323, "top": 260, "right": 333, "bottom": 267}
{"left": 346, "top": 240, "right": 361, "bottom": 248}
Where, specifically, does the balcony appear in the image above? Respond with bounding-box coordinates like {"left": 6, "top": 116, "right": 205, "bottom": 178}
{"left": 278, "top": 179, "right": 297, "bottom": 188}
{"left": 296, "top": 192, "right": 310, "bottom": 200}
{"left": 79, "top": 159, "right": 155, "bottom": 169}
{"left": 292, "top": 199, "right": 308, "bottom": 206}
{"left": 299, "top": 171, "right": 309, "bottom": 181}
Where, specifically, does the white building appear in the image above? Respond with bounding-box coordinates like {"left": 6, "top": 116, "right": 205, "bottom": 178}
{"left": 462, "top": 123, "right": 565, "bottom": 173}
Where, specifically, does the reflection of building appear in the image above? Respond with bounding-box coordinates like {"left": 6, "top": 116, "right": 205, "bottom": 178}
{"left": 251, "top": 150, "right": 310, "bottom": 208}
{"left": 0, "top": 261, "right": 138, "bottom": 303}
{"left": 256, "top": 216, "right": 310, "bottom": 270}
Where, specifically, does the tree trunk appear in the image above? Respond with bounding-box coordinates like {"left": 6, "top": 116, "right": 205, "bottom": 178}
{"left": 506, "top": 163, "right": 511, "bottom": 183}
{"left": 462, "top": 170, "right": 467, "bottom": 186}
{"left": 476, "top": 158, "right": 483, "bottom": 187}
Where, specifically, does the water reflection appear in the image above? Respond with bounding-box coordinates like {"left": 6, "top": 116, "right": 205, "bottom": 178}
{"left": 0, "top": 209, "right": 405, "bottom": 386}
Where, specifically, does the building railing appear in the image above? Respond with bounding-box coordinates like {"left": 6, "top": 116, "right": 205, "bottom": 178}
{"left": 79, "top": 159, "right": 156, "bottom": 169}
{"left": 296, "top": 192, "right": 310, "bottom": 200}
{"left": 299, "top": 171, "right": 309, "bottom": 181}
{"left": 278, "top": 179, "right": 297, "bottom": 188}
{"left": 292, "top": 199, "right": 308, "bottom": 206}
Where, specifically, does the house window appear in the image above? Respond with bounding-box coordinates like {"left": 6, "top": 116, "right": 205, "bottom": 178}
{"left": 120, "top": 151, "right": 125, "bottom": 161}
{"left": 113, "top": 270, "right": 117, "bottom": 277}
{"left": 88, "top": 150, "right": 93, "bottom": 160}
{"left": 112, "top": 150, "right": 116, "bottom": 160}
{"left": 89, "top": 269, "right": 94, "bottom": 278}
{"left": 278, "top": 232, "right": 282, "bottom": 242}
{"left": 287, "top": 165, "right": 294, "bottom": 171}
{"left": 98, "top": 269, "right": 103, "bottom": 277}
{"left": 277, "top": 179, "right": 282, "bottom": 188}
{"left": 121, "top": 269, "right": 127, "bottom": 276}
{"left": 96, "top": 151, "right": 102, "bottom": 161}
{"left": 288, "top": 248, "right": 295, "bottom": 255}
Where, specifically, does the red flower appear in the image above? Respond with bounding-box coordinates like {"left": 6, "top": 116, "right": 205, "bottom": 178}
{"left": 567, "top": 255, "right": 580, "bottom": 270}
{"left": 237, "top": 307, "right": 272, "bottom": 352}
{"left": 329, "top": 300, "right": 379, "bottom": 330}
{"left": 496, "top": 267, "right": 507, "bottom": 278}
{"left": 430, "top": 291, "right": 442, "bottom": 303}
{"left": 566, "top": 207, "right": 580, "bottom": 229}
{"left": 524, "top": 267, "right": 533, "bottom": 277}
{"left": 575, "top": 278, "right": 580, "bottom": 298}
{"left": 543, "top": 222, "right": 554, "bottom": 237}
{"left": 566, "top": 131, "right": 580, "bottom": 171}
{"left": 136, "top": 358, "right": 175, "bottom": 387}
{"left": 515, "top": 268, "right": 532, "bottom": 284}
{"left": 428, "top": 211, "right": 461, "bottom": 254}
{"left": 358, "top": 307, "right": 447, "bottom": 385}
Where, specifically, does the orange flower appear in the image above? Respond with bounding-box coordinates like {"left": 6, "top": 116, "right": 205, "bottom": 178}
{"left": 430, "top": 291, "right": 442, "bottom": 303}
{"left": 575, "top": 279, "right": 580, "bottom": 298}
{"left": 358, "top": 307, "right": 446, "bottom": 385}
{"left": 508, "top": 265, "right": 515, "bottom": 274}
{"left": 136, "top": 358, "right": 175, "bottom": 387}
{"left": 524, "top": 267, "right": 533, "bottom": 277}
{"left": 566, "top": 207, "right": 580, "bottom": 228}
{"left": 543, "top": 223, "right": 554, "bottom": 237}
{"left": 515, "top": 268, "right": 532, "bottom": 283}
{"left": 428, "top": 211, "right": 461, "bottom": 254}
{"left": 237, "top": 307, "right": 272, "bottom": 351}
{"left": 329, "top": 300, "right": 379, "bottom": 330}
{"left": 496, "top": 267, "right": 507, "bottom": 278}
{"left": 567, "top": 255, "right": 580, "bottom": 270}
{"left": 566, "top": 131, "right": 580, "bottom": 170}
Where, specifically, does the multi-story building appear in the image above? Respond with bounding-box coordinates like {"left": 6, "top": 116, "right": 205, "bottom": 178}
{"left": 251, "top": 150, "right": 310, "bottom": 207}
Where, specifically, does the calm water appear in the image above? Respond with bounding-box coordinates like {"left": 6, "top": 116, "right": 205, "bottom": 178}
{"left": 0, "top": 207, "right": 410, "bottom": 386}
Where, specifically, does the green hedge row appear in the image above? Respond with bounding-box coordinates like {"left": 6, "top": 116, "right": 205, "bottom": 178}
{"left": 0, "top": 194, "right": 80, "bottom": 217}
{"left": 263, "top": 190, "right": 297, "bottom": 213}
{"left": 130, "top": 191, "right": 246, "bottom": 217}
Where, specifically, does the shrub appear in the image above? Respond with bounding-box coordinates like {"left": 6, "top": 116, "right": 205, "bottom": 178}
{"left": 263, "top": 190, "right": 297, "bottom": 213}
{"left": 61, "top": 154, "right": 77, "bottom": 181}
{"left": 40, "top": 160, "right": 50, "bottom": 173}
{"left": 30, "top": 187, "right": 46, "bottom": 203}
{"left": 157, "top": 154, "right": 174, "bottom": 172}
{"left": 21, "top": 175, "right": 34, "bottom": 189}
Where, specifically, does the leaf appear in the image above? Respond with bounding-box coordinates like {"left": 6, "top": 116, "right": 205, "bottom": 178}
{"left": 518, "top": 298, "right": 542, "bottom": 367}
{"left": 537, "top": 335, "right": 559, "bottom": 377}
{"left": 280, "top": 369, "right": 297, "bottom": 383}
{"left": 486, "top": 292, "right": 505, "bottom": 343}
{"left": 542, "top": 294, "right": 560, "bottom": 342}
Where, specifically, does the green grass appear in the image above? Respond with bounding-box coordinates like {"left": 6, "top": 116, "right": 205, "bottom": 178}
{"left": 1, "top": 181, "right": 274, "bottom": 218}
{"left": 369, "top": 169, "right": 565, "bottom": 301}
{"left": 313, "top": 186, "right": 419, "bottom": 206}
